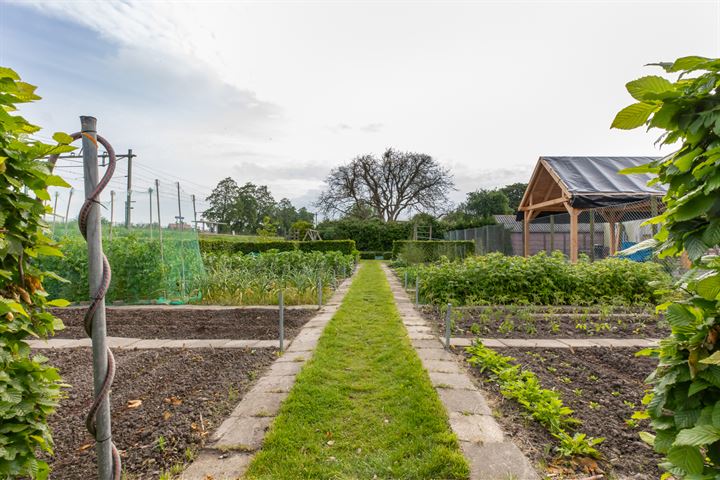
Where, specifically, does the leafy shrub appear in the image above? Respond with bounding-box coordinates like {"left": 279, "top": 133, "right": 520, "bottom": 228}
{"left": 318, "top": 219, "right": 415, "bottom": 251}
{"left": 392, "top": 240, "right": 475, "bottom": 263}
{"left": 0, "top": 68, "right": 72, "bottom": 479}
{"left": 359, "top": 251, "right": 393, "bottom": 260}
{"left": 199, "top": 239, "right": 356, "bottom": 256}
{"left": 612, "top": 56, "right": 720, "bottom": 478}
{"left": 404, "top": 251, "right": 669, "bottom": 306}
{"left": 466, "top": 342, "right": 603, "bottom": 458}
{"left": 197, "top": 250, "right": 355, "bottom": 305}
{"left": 297, "top": 240, "right": 356, "bottom": 255}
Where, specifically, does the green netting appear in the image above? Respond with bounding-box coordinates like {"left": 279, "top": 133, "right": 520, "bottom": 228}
{"left": 43, "top": 223, "right": 204, "bottom": 304}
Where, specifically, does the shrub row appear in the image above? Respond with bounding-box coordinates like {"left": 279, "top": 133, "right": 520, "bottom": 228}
{"left": 199, "top": 239, "right": 356, "bottom": 256}
{"left": 392, "top": 240, "right": 475, "bottom": 263}
{"left": 404, "top": 251, "right": 670, "bottom": 306}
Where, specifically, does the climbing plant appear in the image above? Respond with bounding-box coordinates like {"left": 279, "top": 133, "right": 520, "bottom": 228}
{"left": 613, "top": 56, "right": 720, "bottom": 478}
{"left": 0, "top": 67, "right": 75, "bottom": 478}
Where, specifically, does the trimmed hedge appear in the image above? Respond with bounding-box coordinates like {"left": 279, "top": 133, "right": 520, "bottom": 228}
{"left": 297, "top": 240, "right": 356, "bottom": 255}
{"left": 200, "top": 239, "right": 356, "bottom": 255}
{"left": 359, "top": 251, "right": 393, "bottom": 260}
{"left": 392, "top": 240, "right": 475, "bottom": 263}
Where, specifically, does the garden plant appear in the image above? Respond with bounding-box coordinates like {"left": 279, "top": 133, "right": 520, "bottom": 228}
{"left": 612, "top": 55, "right": 720, "bottom": 478}
{"left": 0, "top": 67, "right": 74, "bottom": 479}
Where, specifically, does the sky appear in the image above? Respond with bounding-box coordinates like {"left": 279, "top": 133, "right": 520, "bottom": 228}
{"left": 1, "top": 0, "right": 719, "bottom": 225}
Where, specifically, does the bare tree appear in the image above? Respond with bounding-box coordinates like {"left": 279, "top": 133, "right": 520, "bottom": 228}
{"left": 316, "top": 149, "right": 454, "bottom": 221}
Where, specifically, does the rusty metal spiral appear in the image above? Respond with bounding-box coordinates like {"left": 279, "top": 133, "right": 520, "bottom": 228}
{"left": 48, "top": 132, "right": 121, "bottom": 479}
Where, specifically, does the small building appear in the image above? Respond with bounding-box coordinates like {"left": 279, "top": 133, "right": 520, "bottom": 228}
{"left": 517, "top": 156, "right": 666, "bottom": 262}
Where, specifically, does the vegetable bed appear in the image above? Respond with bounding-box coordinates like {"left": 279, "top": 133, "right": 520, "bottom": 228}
{"left": 464, "top": 346, "right": 661, "bottom": 479}
{"left": 51, "top": 306, "right": 315, "bottom": 340}
{"left": 43, "top": 347, "right": 277, "bottom": 479}
{"left": 422, "top": 305, "right": 668, "bottom": 339}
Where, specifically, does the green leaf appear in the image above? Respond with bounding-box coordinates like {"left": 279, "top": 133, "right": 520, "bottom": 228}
{"left": 665, "top": 303, "right": 696, "bottom": 330}
{"left": 619, "top": 164, "right": 659, "bottom": 175}
{"left": 674, "top": 425, "right": 720, "bottom": 446}
{"left": 701, "top": 221, "right": 720, "bottom": 247}
{"left": 669, "top": 56, "right": 712, "bottom": 72}
{"left": 667, "top": 445, "right": 704, "bottom": 474}
{"left": 685, "top": 236, "right": 708, "bottom": 261}
{"left": 0, "top": 66, "right": 20, "bottom": 80}
{"left": 626, "top": 75, "right": 674, "bottom": 101}
{"left": 639, "top": 431, "right": 655, "bottom": 445}
{"left": 674, "top": 194, "right": 716, "bottom": 222}
{"left": 673, "top": 148, "right": 703, "bottom": 173}
{"left": 51, "top": 132, "right": 74, "bottom": 144}
{"left": 611, "top": 102, "right": 659, "bottom": 130}
{"left": 700, "top": 351, "right": 720, "bottom": 365}
{"left": 46, "top": 299, "right": 70, "bottom": 307}
{"left": 45, "top": 175, "right": 71, "bottom": 188}
{"left": 696, "top": 273, "right": 720, "bottom": 300}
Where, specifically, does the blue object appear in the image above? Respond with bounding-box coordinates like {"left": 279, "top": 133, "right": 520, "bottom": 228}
{"left": 620, "top": 241, "right": 652, "bottom": 262}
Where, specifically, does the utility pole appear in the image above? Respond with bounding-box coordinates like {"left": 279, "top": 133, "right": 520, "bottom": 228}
{"left": 176, "top": 182, "right": 183, "bottom": 230}
{"left": 124, "top": 149, "right": 134, "bottom": 228}
{"left": 64, "top": 188, "right": 74, "bottom": 227}
{"left": 52, "top": 191, "right": 59, "bottom": 233}
{"left": 191, "top": 194, "right": 197, "bottom": 231}
{"left": 148, "top": 188, "right": 153, "bottom": 240}
{"left": 109, "top": 191, "right": 115, "bottom": 240}
{"left": 155, "top": 179, "right": 163, "bottom": 259}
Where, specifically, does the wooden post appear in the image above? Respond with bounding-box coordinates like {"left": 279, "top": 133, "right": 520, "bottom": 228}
{"left": 608, "top": 220, "right": 617, "bottom": 256}
{"left": 549, "top": 215, "right": 555, "bottom": 252}
{"left": 589, "top": 211, "right": 595, "bottom": 261}
{"left": 569, "top": 208, "right": 579, "bottom": 263}
{"left": 523, "top": 210, "right": 532, "bottom": 257}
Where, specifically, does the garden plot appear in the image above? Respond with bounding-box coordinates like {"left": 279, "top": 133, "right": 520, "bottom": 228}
{"left": 464, "top": 347, "right": 660, "bottom": 479}
{"left": 44, "top": 347, "right": 277, "bottom": 479}
{"left": 421, "top": 305, "right": 667, "bottom": 339}
{"left": 51, "top": 306, "right": 315, "bottom": 340}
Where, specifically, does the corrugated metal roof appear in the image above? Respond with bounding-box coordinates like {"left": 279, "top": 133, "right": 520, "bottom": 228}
{"left": 542, "top": 156, "right": 667, "bottom": 195}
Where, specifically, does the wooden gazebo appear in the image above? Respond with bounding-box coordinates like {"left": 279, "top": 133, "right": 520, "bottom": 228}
{"left": 517, "top": 156, "right": 666, "bottom": 263}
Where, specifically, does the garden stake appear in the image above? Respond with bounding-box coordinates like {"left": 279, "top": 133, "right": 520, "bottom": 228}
{"left": 279, "top": 290, "right": 284, "bottom": 353}
{"left": 445, "top": 303, "right": 452, "bottom": 350}
{"left": 49, "top": 116, "right": 121, "bottom": 479}
{"left": 415, "top": 276, "right": 420, "bottom": 306}
{"left": 317, "top": 277, "right": 323, "bottom": 307}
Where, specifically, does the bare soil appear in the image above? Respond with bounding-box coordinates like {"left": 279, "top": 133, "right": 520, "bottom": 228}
{"left": 464, "top": 347, "right": 661, "bottom": 479}
{"left": 423, "top": 305, "right": 668, "bottom": 339}
{"left": 52, "top": 307, "right": 315, "bottom": 340}
{"left": 44, "top": 347, "right": 277, "bottom": 479}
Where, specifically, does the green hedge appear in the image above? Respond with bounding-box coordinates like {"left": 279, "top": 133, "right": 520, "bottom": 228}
{"left": 297, "top": 240, "right": 356, "bottom": 255}
{"left": 200, "top": 239, "right": 296, "bottom": 254}
{"left": 200, "top": 239, "right": 356, "bottom": 255}
{"left": 359, "top": 251, "right": 393, "bottom": 260}
{"left": 392, "top": 240, "right": 475, "bottom": 263}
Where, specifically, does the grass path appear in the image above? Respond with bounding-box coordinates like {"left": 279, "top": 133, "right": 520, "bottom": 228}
{"left": 245, "top": 261, "right": 469, "bottom": 479}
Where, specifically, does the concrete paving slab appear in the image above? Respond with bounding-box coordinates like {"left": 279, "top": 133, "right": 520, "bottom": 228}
{"left": 180, "top": 451, "right": 252, "bottom": 480}
{"left": 406, "top": 325, "right": 433, "bottom": 333}
{"left": 210, "top": 415, "right": 273, "bottom": 451}
{"left": 424, "top": 359, "right": 462, "bottom": 373}
{"left": 449, "top": 412, "right": 505, "bottom": 443}
{"left": 438, "top": 388, "right": 492, "bottom": 416}
{"left": 285, "top": 339, "right": 318, "bottom": 352}
{"left": 266, "top": 361, "right": 304, "bottom": 377}
{"left": 275, "top": 351, "right": 308, "bottom": 363}
{"left": 499, "top": 339, "right": 568, "bottom": 348}
{"left": 105, "top": 337, "right": 141, "bottom": 348}
{"left": 461, "top": 441, "right": 539, "bottom": 480}
{"left": 407, "top": 332, "right": 436, "bottom": 340}
{"left": 252, "top": 373, "right": 297, "bottom": 393}
{"left": 229, "top": 391, "right": 288, "bottom": 418}
{"left": 416, "top": 347, "right": 456, "bottom": 362}
{"left": 449, "top": 337, "right": 472, "bottom": 347}
{"left": 556, "top": 339, "right": 597, "bottom": 348}
{"left": 161, "top": 339, "right": 234, "bottom": 348}
{"left": 477, "top": 338, "right": 506, "bottom": 348}
{"left": 411, "top": 339, "right": 444, "bottom": 349}
{"left": 126, "top": 339, "right": 174, "bottom": 349}
{"left": 428, "top": 371, "right": 476, "bottom": 390}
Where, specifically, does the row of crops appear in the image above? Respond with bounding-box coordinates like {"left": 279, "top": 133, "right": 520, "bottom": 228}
{"left": 41, "top": 232, "right": 356, "bottom": 305}
{"left": 397, "top": 251, "right": 671, "bottom": 306}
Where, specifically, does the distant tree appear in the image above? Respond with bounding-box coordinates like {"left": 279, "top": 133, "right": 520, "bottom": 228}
{"left": 316, "top": 148, "right": 454, "bottom": 222}
{"left": 256, "top": 215, "right": 280, "bottom": 237}
{"left": 297, "top": 207, "right": 315, "bottom": 225}
{"left": 205, "top": 177, "right": 241, "bottom": 233}
{"left": 464, "top": 189, "right": 511, "bottom": 219}
{"left": 275, "top": 198, "right": 298, "bottom": 235}
{"left": 344, "top": 201, "right": 377, "bottom": 221}
{"left": 499, "top": 182, "right": 528, "bottom": 212}
{"left": 290, "top": 220, "right": 313, "bottom": 239}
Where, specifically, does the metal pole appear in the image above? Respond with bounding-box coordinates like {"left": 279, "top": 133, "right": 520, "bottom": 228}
{"left": 148, "top": 188, "right": 153, "bottom": 240}
{"left": 155, "top": 179, "right": 164, "bottom": 262}
{"left": 317, "top": 277, "right": 323, "bottom": 307}
{"left": 176, "top": 182, "right": 183, "bottom": 228}
{"left": 279, "top": 290, "right": 285, "bottom": 352}
{"left": 64, "top": 188, "right": 74, "bottom": 228}
{"left": 404, "top": 271, "right": 408, "bottom": 290}
{"left": 124, "top": 149, "right": 133, "bottom": 228}
{"left": 109, "top": 190, "right": 114, "bottom": 240}
{"left": 415, "top": 275, "right": 420, "bottom": 306}
{"left": 445, "top": 303, "right": 452, "bottom": 350}
{"left": 192, "top": 194, "right": 197, "bottom": 231}
{"left": 52, "top": 191, "right": 59, "bottom": 234}
{"left": 81, "top": 116, "right": 113, "bottom": 479}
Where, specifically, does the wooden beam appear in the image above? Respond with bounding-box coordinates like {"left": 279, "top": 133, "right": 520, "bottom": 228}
{"left": 608, "top": 220, "right": 617, "bottom": 256}
{"left": 569, "top": 207, "right": 579, "bottom": 264}
{"left": 523, "top": 210, "right": 532, "bottom": 257}
{"left": 519, "top": 195, "right": 568, "bottom": 212}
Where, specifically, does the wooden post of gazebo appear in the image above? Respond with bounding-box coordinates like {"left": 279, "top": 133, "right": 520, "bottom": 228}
{"left": 565, "top": 203, "right": 579, "bottom": 263}
{"left": 523, "top": 210, "right": 532, "bottom": 257}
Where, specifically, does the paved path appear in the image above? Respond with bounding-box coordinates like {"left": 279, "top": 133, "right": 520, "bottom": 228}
{"left": 179, "top": 271, "right": 356, "bottom": 480}
{"left": 381, "top": 265, "right": 538, "bottom": 480}
{"left": 447, "top": 337, "right": 660, "bottom": 348}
